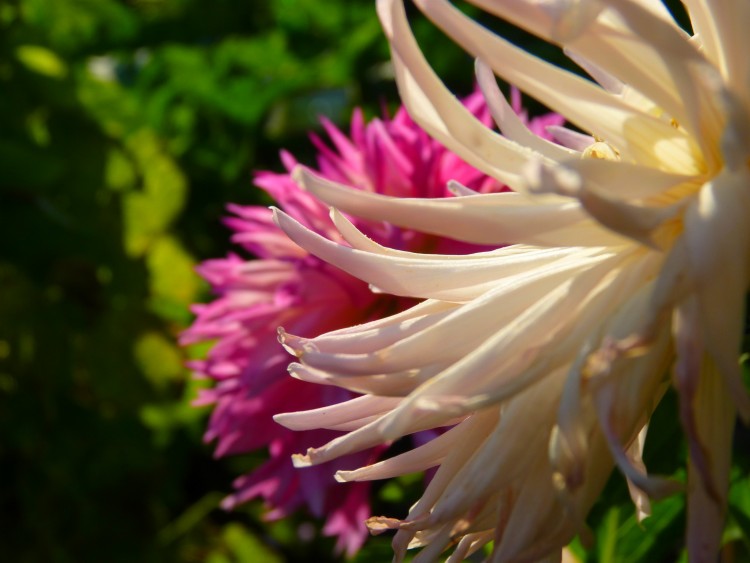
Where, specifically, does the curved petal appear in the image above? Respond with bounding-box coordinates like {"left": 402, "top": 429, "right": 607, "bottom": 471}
{"left": 686, "top": 357, "right": 735, "bottom": 561}
{"left": 683, "top": 168, "right": 750, "bottom": 421}
{"left": 401, "top": 0, "right": 701, "bottom": 173}
{"left": 295, "top": 166, "right": 629, "bottom": 247}
{"left": 474, "top": 58, "right": 577, "bottom": 161}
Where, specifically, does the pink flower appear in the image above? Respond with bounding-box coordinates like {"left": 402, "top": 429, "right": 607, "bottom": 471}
{"left": 182, "top": 89, "right": 563, "bottom": 556}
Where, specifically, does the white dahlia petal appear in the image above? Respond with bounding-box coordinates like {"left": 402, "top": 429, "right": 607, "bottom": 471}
{"left": 295, "top": 166, "right": 633, "bottom": 247}
{"left": 274, "top": 0, "right": 750, "bottom": 559}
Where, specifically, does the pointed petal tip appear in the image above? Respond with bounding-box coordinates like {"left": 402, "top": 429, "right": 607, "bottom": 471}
{"left": 286, "top": 362, "right": 306, "bottom": 380}
{"left": 269, "top": 205, "right": 282, "bottom": 224}
{"left": 366, "top": 516, "right": 405, "bottom": 535}
{"left": 290, "top": 164, "right": 308, "bottom": 188}
{"left": 292, "top": 452, "right": 313, "bottom": 468}
{"left": 446, "top": 179, "right": 479, "bottom": 196}
{"left": 270, "top": 206, "right": 297, "bottom": 234}
{"left": 276, "top": 326, "right": 301, "bottom": 357}
{"left": 277, "top": 328, "right": 318, "bottom": 358}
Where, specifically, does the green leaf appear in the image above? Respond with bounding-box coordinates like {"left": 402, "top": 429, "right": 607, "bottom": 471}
{"left": 158, "top": 492, "right": 224, "bottom": 545}
{"left": 222, "top": 523, "right": 282, "bottom": 563}
{"left": 589, "top": 490, "right": 685, "bottom": 563}
{"left": 15, "top": 45, "right": 68, "bottom": 78}
{"left": 122, "top": 129, "right": 187, "bottom": 256}
{"left": 105, "top": 147, "right": 137, "bottom": 192}
{"left": 727, "top": 470, "right": 750, "bottom": 556}
{"left": 20, "top": 0, "right": 139, "bottom": 53}
{"left": 145, "top": 235, "right": 199, "bottom": 323}
{"left": 133, "top": 330, "right": 183, "bottom": 389}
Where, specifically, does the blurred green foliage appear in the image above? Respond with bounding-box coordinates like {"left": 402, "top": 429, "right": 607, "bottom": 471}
{"left": 0, "top": 0, "right": 397, "bottom": 560}
{"left": 1, "top": 0, "right": 748, "bottom": 561}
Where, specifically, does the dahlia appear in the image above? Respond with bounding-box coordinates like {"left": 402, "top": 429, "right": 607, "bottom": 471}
{"left": 273, "top": 0, "right": 750, "bottom": 560}
{"left": 183, "top": 88, "right": 561, "bottom": 555}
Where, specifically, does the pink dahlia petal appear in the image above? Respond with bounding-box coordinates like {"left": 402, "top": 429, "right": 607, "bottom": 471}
{"left": 322, "top": 479, "right": 372, "bottom": 557}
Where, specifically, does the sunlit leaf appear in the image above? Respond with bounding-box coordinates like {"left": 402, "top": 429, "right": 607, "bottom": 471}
{"left": 122, "top": 130, "right": 186, "bottom": 256}
{"left": 222, "top": 523, "right": 282, "bottom": 563}
{"left": 105, "top": 147, "right": 137, "bottom": 192}
{"left": 159, "top": 492, "right": 224, "bottom": 545}
{"left": 20, "top": 0, "right": 138, "bottom": 52}
{"left": 15, "top": 45, "right": 67, "bottom": 78}
{"left": 146, "top": 235, "right": 199, "bottom": 323}
{"left": 134, "top": 330, "right": 183, "bottom": 389}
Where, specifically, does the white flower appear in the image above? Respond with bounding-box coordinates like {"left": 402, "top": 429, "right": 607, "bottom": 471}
{"left": 272, "top": 0, "right": 750, "bottom": 560}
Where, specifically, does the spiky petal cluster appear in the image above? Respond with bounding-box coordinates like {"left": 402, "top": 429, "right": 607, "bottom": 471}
{"left": 183, "top": 91, "right": 562, "bottom": 555}
{"left": 273, "top": 0, "right": 750, "bottom": 560}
